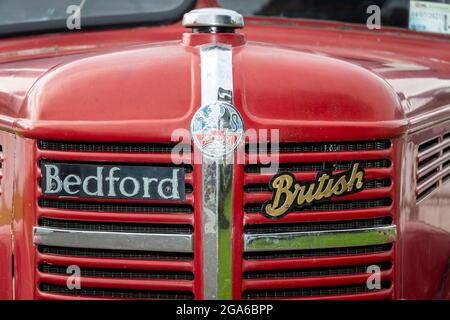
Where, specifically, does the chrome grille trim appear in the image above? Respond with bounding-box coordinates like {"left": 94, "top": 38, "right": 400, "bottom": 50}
{"left": 243, "top": 225, "right": 397, "bottom": 252}
{"left": 199, "top": 43, "right": 235, "bottom": 300}
{"left": 33, "top": 227, "right": 194, "bottom": 253}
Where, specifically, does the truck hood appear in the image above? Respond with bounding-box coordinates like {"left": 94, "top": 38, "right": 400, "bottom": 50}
{"left": 1, "top": 17, "right": 449, "bottom": 140}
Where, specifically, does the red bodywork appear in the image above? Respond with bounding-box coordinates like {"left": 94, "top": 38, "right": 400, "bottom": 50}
{"left": 0, "top": 0, "right": 449, "bottom": 299}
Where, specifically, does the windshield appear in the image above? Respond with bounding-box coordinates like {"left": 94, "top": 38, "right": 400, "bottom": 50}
{"left": 0, "top": 0, "right": 195, "bottom": 36}
{"left": 218, "top": 0, "right": 450, "bottom": 35}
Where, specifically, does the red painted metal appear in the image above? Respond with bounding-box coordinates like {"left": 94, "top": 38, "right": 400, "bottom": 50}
{"left": 0, "top": 0, "right": 448, "bottom": 300}
{"left": 400, "top": 121, "right": 450, "bottom": 299}
{"left": 0, "top": 132, "right": 14, "bottom": 299}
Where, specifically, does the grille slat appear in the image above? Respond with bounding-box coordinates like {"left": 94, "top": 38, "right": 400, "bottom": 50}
{"left": 416, "top": 131, "right": 450, "bottom": 201}
{"left": 38, "top": 218, "right": 193, "bottom": 235}
{"left": 39, "top": 264, "right": 194, "bottom": 280}
{"left": 40, "top": 284, "right": 194, "bottom": 299}
{"left": 39, "top": 246, "right": 193, "bottom": 260}
{"left": 244, "top": 178, "right": 391, "bottom": 193}
{"left": 38, "top": 140, "right": 191, "bottom": 154}
{"left": 244, "top": 244, "right": 392, "bottom": 260}
{"left": 39, "top": 199, "right": 193, "bottom": 214}
{"left": 243, "top": 281, "right": 391, "bottom": 299}
{"left": 244, "top": 217, "right": 392, "bottom": 234}
{"left": 245, "top": 159, "right": 391, "bottom": 174}
{"left": 246, "top": 140, "right": 391, "bottom": 154}
{"left": 418, "top": 137, "right": 439, "bottom": 153}
{"left": 245, "top": 198, "right": 392, "bottom": 214}
{"left": 244, "top": 262, "right": 392, "bottom": 279}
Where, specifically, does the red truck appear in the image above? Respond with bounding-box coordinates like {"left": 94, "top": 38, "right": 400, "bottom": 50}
{"left": 0, "top": 0, "right": 449, "bottom": 300}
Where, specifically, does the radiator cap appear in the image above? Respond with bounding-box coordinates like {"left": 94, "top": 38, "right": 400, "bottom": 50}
{"left": 182, "top": 8, "right": 244, "bottom": 33}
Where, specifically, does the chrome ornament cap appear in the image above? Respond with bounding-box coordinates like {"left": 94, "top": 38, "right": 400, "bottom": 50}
{"left": 182, "top": 8, "right": 244, "bottom": 30}
{"left": 191, "top": 101, "right": 244, "bottom": 159}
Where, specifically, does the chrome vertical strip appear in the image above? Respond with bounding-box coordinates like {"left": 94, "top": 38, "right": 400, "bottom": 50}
{"left": 200, "top": 44, "right": 234, "bottom": 299}
{"left": 200, "top": 44, "right": 233, "bottom": 104}
{"left": 202, "top": 156, "right": 233, "bottom": 299}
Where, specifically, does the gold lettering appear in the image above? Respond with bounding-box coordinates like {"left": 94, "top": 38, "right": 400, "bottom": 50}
{"left": 263, "top": 163, "right": 366, "bottom": 218}
{"left": 332, "top": 176, "right": 349, "bottom": 196}
{"left": 348, "top": 163, "right": 364, "bottom": 191}
{"left": 264, "top": 175, "right": 295, "bottom": 217}
{"left": 296, "top": 185, "right": 307, "bottom": 206}
{"left": 314, "top": 174, "right": 329, "bottom": 200}
{"left": 304, "top": 184, "right": 316, "bottom": 204}
{"left": 323, "top": 178, "right": 335, "bottom": 198}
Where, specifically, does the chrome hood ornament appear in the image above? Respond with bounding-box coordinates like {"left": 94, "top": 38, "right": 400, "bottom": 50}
{"left": 182, "top": 7, "right": 244, "bottom": 33}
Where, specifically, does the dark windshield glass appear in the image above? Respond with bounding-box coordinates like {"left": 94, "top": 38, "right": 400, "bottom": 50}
{"left": 0, "top": 0, "right": 194, "bottom": 36}
{"left": 218, "top": 0, "right": 450, "bottom": 32}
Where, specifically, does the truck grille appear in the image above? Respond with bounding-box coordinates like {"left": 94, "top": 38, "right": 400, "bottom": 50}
{"left": 237, "top": 139, "right": 397, "bottom": 300}
{"left": 416, "top": 132, "right": 450, "bottom": 202}
{"left": 34, "top": 140, "right": 197, "bottom": 300}
{"left": 34, "top": 138, "right": 397, "bottom": 299}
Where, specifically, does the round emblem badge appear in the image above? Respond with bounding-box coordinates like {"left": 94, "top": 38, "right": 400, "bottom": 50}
{"left": 191, "top": 101, "right": 244, "bottom": 158}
